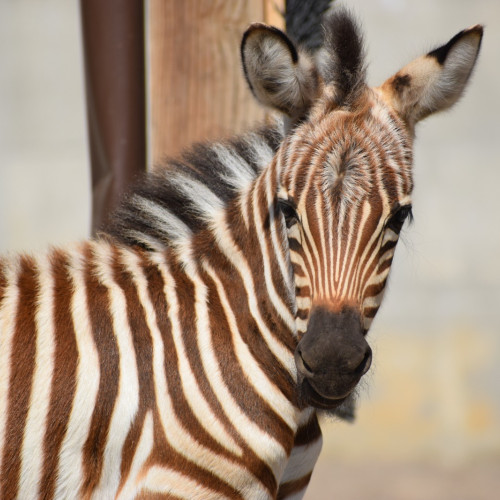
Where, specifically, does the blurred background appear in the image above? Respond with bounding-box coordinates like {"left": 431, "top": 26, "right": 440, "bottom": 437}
{"left": 0, "top": 1, "right": 498, "bottom": 498}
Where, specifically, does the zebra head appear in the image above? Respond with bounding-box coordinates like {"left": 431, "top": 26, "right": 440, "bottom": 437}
{"left": 242, "top": 10, "right": 482, "bottom": 410}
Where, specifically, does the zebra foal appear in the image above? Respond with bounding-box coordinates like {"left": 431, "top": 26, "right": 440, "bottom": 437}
{"left": 0, "top": 8, "right": 482, "bottom": 500}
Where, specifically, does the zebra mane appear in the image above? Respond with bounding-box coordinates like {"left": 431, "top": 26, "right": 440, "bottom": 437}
{"left": 104, "top": 6, "right": 364, "bottom": 252}
{"left": 104, "top": 122, "right": 284, "bottom": 251}
{"left": 320, "top": 8, "right": 367, "bottom": 106}
{"left": 285, "top": 0, "right": 333, "bottom": 51}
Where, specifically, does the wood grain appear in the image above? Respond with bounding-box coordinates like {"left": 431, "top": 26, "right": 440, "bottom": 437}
{"left": 148, "top": 0, "right": 284, "bottom": 166}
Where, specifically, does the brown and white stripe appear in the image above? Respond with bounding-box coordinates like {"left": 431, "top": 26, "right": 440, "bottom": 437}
{"left": 0, "top": 238, "right": 296, "bottom": 499}
{"left": 0, "top": 7, "right": 483, "bottom": 500}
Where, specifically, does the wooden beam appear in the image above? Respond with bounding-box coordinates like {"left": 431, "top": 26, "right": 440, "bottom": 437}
{"left": 148, "top": 0, "right": 285, "bottom": 166}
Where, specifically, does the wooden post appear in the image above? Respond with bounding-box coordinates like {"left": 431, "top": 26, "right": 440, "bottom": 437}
{"left": 148, "top": 0, "right": 285, "bottom": 166}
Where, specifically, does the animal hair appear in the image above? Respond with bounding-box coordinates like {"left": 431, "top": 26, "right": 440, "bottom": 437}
{"left": 322, "top": 8, "right": 367, "bottom": 105}
{"left": 285, "top": 0, "right": 334, "bottom": 50}
{"left": 105, "top": 124, "right": 284, "bottom": 250}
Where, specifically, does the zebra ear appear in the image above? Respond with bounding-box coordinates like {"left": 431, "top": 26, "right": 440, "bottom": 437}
{"left": 379, "top": 25, "right": 483, "bottom": 127}
{"left": 241, "top": 23, "right": 319, "bottom": 122}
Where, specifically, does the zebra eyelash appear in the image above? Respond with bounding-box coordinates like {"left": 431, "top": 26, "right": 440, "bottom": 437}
{"left": 387, "top": 204, "right": 413, "bottom": 232}
{"left": 277, "top": 198, "right": 300, "bottom": 228}
{"left": 398, "top": 204, "right": 414, "bottom": 224}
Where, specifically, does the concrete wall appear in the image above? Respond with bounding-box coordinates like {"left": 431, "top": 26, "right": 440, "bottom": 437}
{"left": 0, "top": 0, "right": 89, "bottom": 252}
{"left": 1, "top": 0, "right": 499, "bottom": 495}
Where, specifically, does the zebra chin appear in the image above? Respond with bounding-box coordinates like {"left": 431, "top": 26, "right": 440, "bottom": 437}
{"left": 294, "top": 306, "right": 372, "bottom": 410}
{"left": 297, "top": 378, "right": 353, "bottom": 411}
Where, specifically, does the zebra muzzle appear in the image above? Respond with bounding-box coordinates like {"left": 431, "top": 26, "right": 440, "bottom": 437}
{"left": 295, "top": 306, "right": 372, "bottom": 410}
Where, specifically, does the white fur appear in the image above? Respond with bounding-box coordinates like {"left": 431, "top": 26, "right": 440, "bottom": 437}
{"left": 92, "top": 244, "right": 140, "bottom": 498}
{"left": 169, "top": 171, "right": 225, "bottom": 221}
{"left": 131, "top": 195, "right": 192, "bottom": 244}
{"left": 116, "top": 410, "right": 154, "bottom": 499}
{"left": 211, "top": 213, "right": 296, "bottom": 376}
{"left": 18, "top": 254, "right": 55, "bottom": 499}
{"left": 55, "top": 247, "right": 101, "bottom": 499}
{"left": 141, "top": 466, "right": 230, "bottom": 500}
{"left": 213, "top": 143, "right": 256, "bottom": 190}
{"left": 182, "top": 250, "right": 289, "bottom": 484}
{"left": 204, "top": 262, "right": 298, "bottom": 430}
{"left": 243, "top": 26, "right": 318, "bottom": 119}
{"left": 0, "top": 258, "right": 20, "bottom": 475}
{"left": 280, "top": 438, "right": 322, "bottom": 484}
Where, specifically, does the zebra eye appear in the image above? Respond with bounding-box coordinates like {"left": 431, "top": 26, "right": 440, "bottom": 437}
{"left": 387, "top": 204, "right": 413, "bottom": 232}
{"left": 278, "top": 198, "right": 299, "bottom": 228}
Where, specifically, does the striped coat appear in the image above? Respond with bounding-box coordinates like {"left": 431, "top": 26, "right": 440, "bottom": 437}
{"left": 0, "top": 8, "right": 482, "bottom": 500}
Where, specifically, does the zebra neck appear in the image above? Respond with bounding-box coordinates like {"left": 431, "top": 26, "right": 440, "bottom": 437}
{"left": 159, "top": 194, "right": 302, "bottom": 438}
{"left": 178, "top": 155, "right": 300, "bottom": 382}
{"left": 104, "top": 119, "right": 286, "bottom": 253}
{"left": 228, "top": 157, "right": 297, "bottom": 337}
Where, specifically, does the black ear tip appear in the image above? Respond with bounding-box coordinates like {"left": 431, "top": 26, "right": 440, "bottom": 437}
{"left": 427, "top": 23, "right": 484, "bottom": 65}
{"left": 242, "top": 22, "right": 271, "bottom": 41}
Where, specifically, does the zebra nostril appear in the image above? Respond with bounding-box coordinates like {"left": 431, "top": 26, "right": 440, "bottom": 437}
{"left": 355, "top": 346, "right": 372, "bottom": 376}
{"left": 296, "top": 349, "right": 314, "bottom": 376}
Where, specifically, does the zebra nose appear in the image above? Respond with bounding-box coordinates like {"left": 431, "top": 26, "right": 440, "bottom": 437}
{"left": 296, "top": 341, "right": 372, "bottom": 378}
{"left": 294, "top": 306, "right": 372, "bottom": 404}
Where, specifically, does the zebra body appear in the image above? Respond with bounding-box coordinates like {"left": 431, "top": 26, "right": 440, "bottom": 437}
{"left": 0, "top": 8, "right": 482, "bottom": 500}
{"left": 0, "top": 173, "right": 305, "bottom": 498}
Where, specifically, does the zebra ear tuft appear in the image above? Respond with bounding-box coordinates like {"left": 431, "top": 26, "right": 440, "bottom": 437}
{"left": 321, "top": 8, "right": 366, "bottom": 105}
{"left": 379, "top": 24, "right": 483, "bottom": 127}
{"left": 241, "top": 23, "right": 320, "bottom": 122}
